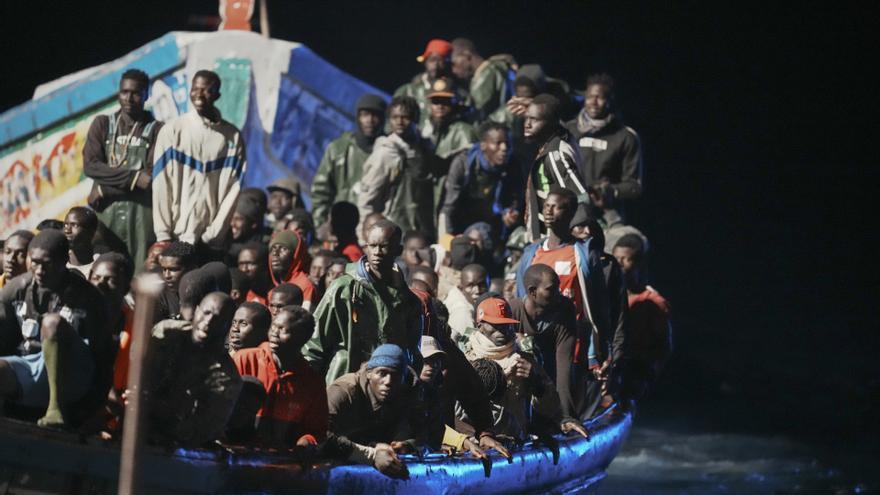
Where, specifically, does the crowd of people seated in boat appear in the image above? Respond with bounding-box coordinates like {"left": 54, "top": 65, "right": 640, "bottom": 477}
{"left": 0, "top": 37, "right": 671, "bottom": 478}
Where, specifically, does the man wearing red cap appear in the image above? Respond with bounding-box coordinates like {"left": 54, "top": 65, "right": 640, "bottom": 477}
{"left": 464, "top": 295, "right": 589, "bottom": 441}
{"left": 394, "top": 39, "right": 455, "bottom": 132}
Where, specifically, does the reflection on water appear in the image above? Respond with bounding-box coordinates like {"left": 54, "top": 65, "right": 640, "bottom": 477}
{"left": 601, "top": 427, "right": 875, "bottom": 495}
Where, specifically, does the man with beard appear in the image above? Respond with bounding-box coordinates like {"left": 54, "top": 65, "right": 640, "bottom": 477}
{"left": 565, "top": 74, "right": 643, "bottom": 223}
{"left": 450, "top": 38, "right": 517, "bottom": 125}
{"left": 84, "top": 69, "right": 161, "bottom": 271}
{"left": 0, "top": 230, "right": 111, "bottom": 428}
{"left": 0, "top": 231, "right": 34, "bottom": 288}
{"left": 522, "top": 94, "right": 587, "bottom": 241}
{"left": 305, "top": 220, "right": 422, "bottom": 385}
{"left": 440, "top": 122, "right": 522, "bottom": 240}
{"left": 145, "top": 291, "right": 241, "bottom": 446}
{"left": 152, "top": 70, "right": 246, "bottom": 255}
{"left": 311, "top": 95, "right": 387, "bottom": 227}
{"left": 267, "top": 231, "right": 316, "bottom": 311}
{"left": 394, "top": 39, "right": 455, "bottom": 132}
{"left": 357, "top": 96, "right": 437, "bottom": 237}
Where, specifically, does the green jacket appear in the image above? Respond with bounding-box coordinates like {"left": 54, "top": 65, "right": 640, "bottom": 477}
{"left": 470, "top": 55, "right": 517, "bottom": 125}
{"left": 310, "top": 131, "right": 372, "bottom": 226}
{"left": 304, "top": 260, "right": 423, "bottom": 385}
{"left": 356, "top": 132, "right": 437, "bottom": 236}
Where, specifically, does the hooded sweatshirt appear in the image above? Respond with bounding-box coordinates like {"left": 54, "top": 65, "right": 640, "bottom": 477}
{"left": 268, "top": 231, "right": 317, "bottom": 311}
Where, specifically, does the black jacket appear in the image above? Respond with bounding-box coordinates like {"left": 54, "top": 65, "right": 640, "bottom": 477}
{"left": 564, "top": 117, "right": 643, "bottom": 202}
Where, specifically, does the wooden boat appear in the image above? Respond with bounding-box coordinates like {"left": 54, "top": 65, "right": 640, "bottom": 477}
{"left": 0, "top": 405, "right": 631, "bottom": 494}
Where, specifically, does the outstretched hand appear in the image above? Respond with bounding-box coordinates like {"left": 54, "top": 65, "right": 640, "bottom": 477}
{"left": 374, "top": 443, "right": 409, "bottom": 479}
{"left": 479, "top": 434, "right": 512, "bottom": 461}
{"left": 561, "top": 420, "right": 590, "bottom": 439}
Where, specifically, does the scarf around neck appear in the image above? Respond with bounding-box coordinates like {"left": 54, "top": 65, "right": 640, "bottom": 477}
{"left": 576, "top": 108, "right": 614, "bottom": 135}
{"left": 468, "top": 330, "right": 517, "bottom": 366}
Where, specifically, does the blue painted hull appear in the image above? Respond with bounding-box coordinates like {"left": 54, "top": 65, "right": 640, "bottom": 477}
{"left": 0, "top": 406, "right": 631, "bottom": 494}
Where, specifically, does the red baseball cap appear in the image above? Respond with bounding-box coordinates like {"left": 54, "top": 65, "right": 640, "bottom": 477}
{"left": 476, "top": 297, "right": 520, "bottom": 325}
{"left": 417, "top": 39, "right": 453, "bottom": 63}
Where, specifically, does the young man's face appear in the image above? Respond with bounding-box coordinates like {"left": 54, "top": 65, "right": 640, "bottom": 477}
{"left": 530, "top": 272, "right": 561, "bottom": 309}
{"left": 367, "top": 366, "right": 402, "bottom": 404}
{"left": 269, "top": 242, "right": 294, "bottom": 276}
{"left": 230, "top": 212, "right": 257, "bottom": 241}
{"left": 480, "top": 128, "right": 509, "bottom": 167}
{"left": 268, "top": 190, "right": 293, "bottom": 218}
{"left": 424, "top": 53, "right": 449, "bottom": 81}
{"left": 309, "top": 255, "right": 331, "bottom": 286}
{"left": 118, "top": 78, "right": 147, "bottom": 117}
{"left": 63, "top": 211, "right": 94, "bottom": 246}
{"left": 159, "top": 255, "right": 186, "bottom": 290}
{"left": 190, "top": 75, "right": 219, "bottom": 115}
{"left": 191, "top": 294, "right": 233, "bottom": 347}
{"left": 419, "top": 354, "right": 445, "bottom": 384}
{"left": 268, "top": 290, "right": 299, "bottom": 316}
{"left": 402, "top": 237, "right": 428, "bottom": 267}
{"left": 357, "top": 109, "right": 383, "bottom": 138}
{"left": 613, "top": 246, "right": 637, "bottom": 277}
{"left": 584, "top": 83, "right": 611, "bottom": 120}
{"left": 429, "top": 98, "right": 454, "bottom": 127}
{"left": 29, "top": 247, "right": 67, "bottom": 290}
{"left": 365, "top": 226, "right": 401, "bottom": 274}
{"left": 523, "top": 103, "right": 550, "bottom": 142}
{"left": 89, "top": 261, "right": 127, "bottom": 304}
{"left": 388, "top": 105, "right": 414, "bottom": 137}
{"left": 229, "top": 306, "right": 261, "bottom": 352}
{"left": 237, "top": 248, "right": 260, "bottom": 279}
{"left": 542, "top": 193, "right": 574, "bottom": 233}
{"left": 324, "top": 263, "right": 346, "bottom": 288}
{"left": 3, "top": 235, "right": 29, "bottom": 279}
{"left": 459, "top": 269, "right": 488, "bottom": 305}
{"left": 478, "top": 321, "right": 513, "bottom": 347}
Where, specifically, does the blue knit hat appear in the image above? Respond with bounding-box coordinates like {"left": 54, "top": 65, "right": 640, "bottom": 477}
{"left": 366, "top": 344, "right": 406, "bottom": 372}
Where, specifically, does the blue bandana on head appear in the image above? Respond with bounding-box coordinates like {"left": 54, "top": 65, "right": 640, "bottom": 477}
{"left": 366, "top": 344, "right": 406, "bottom": 372}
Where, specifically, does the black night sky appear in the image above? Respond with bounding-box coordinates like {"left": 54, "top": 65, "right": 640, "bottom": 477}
{"left": 2, "top": 0, "right": 877, "bottom": 490}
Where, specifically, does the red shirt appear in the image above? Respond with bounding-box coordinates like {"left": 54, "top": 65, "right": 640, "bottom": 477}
{"left": 234, "top": 343, "right": 328, "bottom": 444}
{"left": 531, "top": 241, "right": 583, "bottom": 317}
{"left": 341, "top": 242, "right": 364, "bottom": 262}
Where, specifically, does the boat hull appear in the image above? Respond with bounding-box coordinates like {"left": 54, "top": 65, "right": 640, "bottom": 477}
{"left": 0, "top": 407, "right": 631, "bottom": 494}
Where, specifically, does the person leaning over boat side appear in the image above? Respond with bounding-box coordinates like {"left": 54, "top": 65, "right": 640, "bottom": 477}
{"left": 463, "top": 295, "right": 588, "bottom": 442}
{"left": 612, "top": 234, "right": 672, "bottom": 404}
{"left": 564, "top": 73, "right": 643, "bottom": 225}
{"left": 83, "top": 69, "right": 162, "bottom": 272}
{"left": 356, "top": 96, "right": 437, "bottom": 238}
{"left": 522, "top": 94, "right": 588, "bottom": 241}
{"left": 394, "top": 38, "right": 455, "bottom": 132}
{"left": 0, "top": 230, "right": 112, "bottom": 428}
{"left": 325, "top": 344, "right": 421, "bottom": 479}
{"left": 151, "top": 70, "right": 246, "bottom": 261}
{"left": 144, "top": 286, "right": 242, "bottom": 447}
{"left": 267, "top": 230, "right": 317, "bottom": 311}
{"left": 0, "top": 230, "right": 34, "bottom": 289}
{"left": 508, "top": 264, "right": 580, "bottom": 424}
{"left": 304, "top": 220, "right": 422, "bottom": 385}
{"left": 311, "top": 95, "right": 387, "bottom": 227}
{"left": 234, "top": 305, "right": 328, "bottom": 448}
